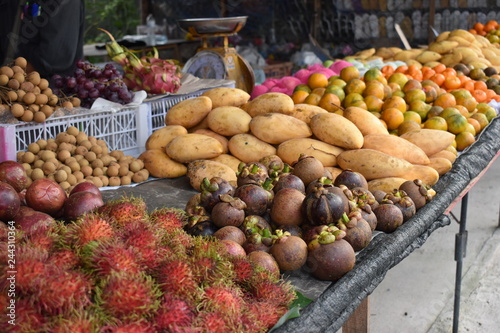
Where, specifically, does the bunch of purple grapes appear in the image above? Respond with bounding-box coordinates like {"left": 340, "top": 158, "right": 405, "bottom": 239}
{"left": 51, "top": 59, "right": 134, "bottom": 108}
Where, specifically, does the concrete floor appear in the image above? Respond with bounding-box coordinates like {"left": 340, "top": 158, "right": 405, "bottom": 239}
{"left": 368, "top": 156, "right": 500, "bottom": 333}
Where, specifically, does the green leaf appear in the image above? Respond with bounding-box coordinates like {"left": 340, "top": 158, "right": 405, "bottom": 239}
{"left": 268, "top": 291, "right": 313, "bottom": 332}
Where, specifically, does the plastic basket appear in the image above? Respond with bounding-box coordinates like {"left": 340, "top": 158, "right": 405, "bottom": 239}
{"left": 0, "top": 104, "right": 149, "bottom": 162}
{"left": 262, "top": 62, "right": 294, "bottom": 80}
{"left": 143, "top": 82, "right": 235, "bottom": 136}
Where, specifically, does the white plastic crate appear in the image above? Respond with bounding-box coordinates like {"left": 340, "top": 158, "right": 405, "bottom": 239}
{"left": 143, "top": 81, "right": 236, "bottom": 136}
{"left": 0, "top": 104, "right": 149, "bottom": 162}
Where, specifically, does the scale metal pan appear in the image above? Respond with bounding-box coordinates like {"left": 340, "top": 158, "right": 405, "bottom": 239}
{"left": 178, "top": 16, "right": 248, "bottom": 36}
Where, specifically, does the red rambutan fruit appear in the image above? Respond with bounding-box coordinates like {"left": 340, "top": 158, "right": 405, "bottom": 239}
{"left": 154, "top": 293, "right": 195, "bottom": 331}
{"left": 194, "top": 310, "right": 231, "bottom": 333}
{"left": 159, "top": 228, "right": 194, "bottom": 255}
{"left": 0, "top": 298, "right": 46, "bottom": 333}
{"left": 44, "top": 312, "right": 98, "bottom": 333}
{"left": 119, "top": 222, "right": 160, "bottom": 271}
{"left": 246, "top": 301, "right": 289, "bottom": 330}
{"left": 100, "top": 319, "right": 156, "bottom": 333}
{"left": 33, "top": 269, "right": 92, "bottom": 316}
{"left": 154, "top": 259, "right": 199, "bottom": 302}
{"left": 201, "top": 284, "right": 245, "bottom": 315}
{"left": 149, "top": 207, "right": 188, "bottom": 232}
{"left": 190, "top": 256, "right": 232, "bottom": 285}
{"left": 86, "top": 241, "right": 142, "bottom": 276}
{"left": 2, "top": 258, "right": 48, "bottom": 294}
{"left": 22, "top": 230, "right": 55, "bottom": 253}
{"left": 97, "top": 272, "right": 161, "bottom": 321}
{"left": 46, "top": 249, "right": 80, "bottom": 270}
{"left": 229, "top": 256, "right": 254, "bottom": 285}
{"left": 104, "top": 196, "right": 148, "bottom": 227}
{"left": 65, "top": 213, "right": 114, "bottom": 247}
{"left": 249, "top": 280, "right": 296, "bottom": 307}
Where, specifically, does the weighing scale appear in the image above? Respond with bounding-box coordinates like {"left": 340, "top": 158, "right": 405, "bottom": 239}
{"left": 178, "top": 16, "right": 255, "bottom": 93}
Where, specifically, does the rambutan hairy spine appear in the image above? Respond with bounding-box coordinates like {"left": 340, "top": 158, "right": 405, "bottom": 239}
{"left": 154, "top": 293, "right": 195, "bottom": 331}
{"left": 65, "top": 213, "right": 114, "bottom": 247}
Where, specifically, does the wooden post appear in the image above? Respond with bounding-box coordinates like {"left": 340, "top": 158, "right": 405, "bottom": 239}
{"left": 140, "top": 0, "right": 150, "bottom": 24}
{"left": 342, "top": 296, "right": 370, "bottom": 333}
{"left": 428, "top": 0, "right": 436, "bottom": 43}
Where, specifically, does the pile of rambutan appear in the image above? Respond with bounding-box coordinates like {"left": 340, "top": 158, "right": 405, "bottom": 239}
{"left": 0, "top": 196, "right": 297, "bottom": 332}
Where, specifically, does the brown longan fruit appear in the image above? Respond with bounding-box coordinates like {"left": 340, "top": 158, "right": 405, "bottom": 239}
{"left": 67, "top": 161, "right": 81, "bottom": 172}
{"left": 27, "top": 142, "right": 40, "bottom": 154}
{"left": 33, "top": 111, "right": 46, "bottom": 123}
{"left": 42, "top": 161, "right": 57, "bottom": 175}
{"left": 41, "top": 88, "right": 52, "bottom": 95}
{"left": 118, "top": 164, "right": 129, "bottom": 177}
{"left": 96, "top": 139, "right": 107, "bottom": 147}
{"left": 59, "top": 164, "right": 72, "bottom": 174}
{"left": 84, "top": 151, "right": 97, "bottom": 162}
{"left": 40, "top": 150, "right": 56, "bottom": 161}
{"left": 73, "top": 154, "right": 84, "bottom": 162}
{"left": 12, "top": 72, "right": 25, "bottom": 84}
{"left": 0, "top": 66, "right": 14, "bottom": 78}
{"left": 27, "top": 71, "right": 40, "bottom": 85}
{"left": 99, "top": 175, "right": 109, "bottom": 187}
{"left": 106, "top": 165, "right": 119, "bottom": 177}
{"left": 11, "top": 65, "right": 23, "bottom": 74}
{"left": 11, "top": 103, "right": 25, "bottom": 118}
{"left": 71, "top": 97, "right": 81, "bottom": 107}
{"left": 38, "top": 78, "right": 49, "bottom": 90}
{"left": 81, "top": 165, "right": 93, "bottom": 177}
{"left": 33, "top": 159, "right": 44, "bottom": 169}
{"left": 57, "top": 149, "right": 71, "bottom": 162}
{"left": 59, "top": 181, "right": 71, "bottom": 191}
{"left": 0, "top": 74, "right": 8, "bottom": 86}
{"left": 92, "top": 167, "right": 103, "bottom": 177}
{"left": 57, "top": 142, "right": 73, "bottom": 152}
{"left": 28, "top": 104, "right": 40, "bottom": 112}
{"left": 36, "top": 139, "right": 47, "bottom": 149}
{"left": 73, "top": 171, "right": 84, "bottom": 182}
{"left": 78, "top": 158, "right": 89, "bottom": 167}
{"left": 16, "top": 89, "right": 26, "bottom": 101}
{"left": 46, "top": 174, "right": 55, "bottom": 182}
{"left": 16, "top": 151, "right": 25, "bottom": 161}
{"left": 40, "top": 105, "right": 53, "bottom": 118}
{"left": 22, "top": 151, "right": 36, "bottom": 164}
{"left": 20, "top": 110, "right": 34, "bottom": 122}
{"left": 88, "top": 136, "right": 97, "bottom": 145}
{"left": 46, "top": 158, "right": 59, "bottom": 167}
{"left": 36, "top": 93, "right": 49, "bottom": 105}
{"left": 31, "top": 168, "right": 44, "bottom": 180}
{"left": 120, "top": 176, "right": 131, "bottom": 186}
{"left": 8, "top": 79, "right": 20, "bottom": 90}
{"left": 56, "top": 132, "right": 71, "bottom": 144}
{"left": 54, "top": 169, "right": 68, "bottom": 183}
{"left": 74, "top": 145, "right": 88, "bottom": 155}
{"left": 14, "top": 57, "right": 27, "bottom": 69}
{"left": 91, "top": 159, "right": 104, "bottom": 169}
{"left": 132, "top": 172, "right": 146, "bottom": 183}
{"left": 92, "top": 177, "right": 103, "bottom": 188}
{"left": 45, "top": 141, "right": 58, "bottom": 152}
{"left": 90, "top": 145, "right": 102, "bottom": 155}
{"left": 20, "top": 81, "right": 34, "bottom": 92}
{"left": 119, "top": 155, "right": 133, "bottom": 163}
{"left": 47, "top": 94, "right": 58, "bottom": 106}
{"left": 64, "top": 156, "right": 76, "bottom": 165}
{"left": 6, "top": 90, "right": 17, "bottom": 102}
{"left": 100, "top": 155, "right": 113, "bottom": 167}
{"left": 32, "top": 86, "right": 40, "bottom": 94}
{"left": 66, "top": 126, "right": 79, "bottom": 136}
{"left": 108, "top": 176, "right": 121, "bottom": 186}
{"left": 129, "top": 160, "right": 142, "bottom": 172}
{"left": 22, "top": 162, "right": 31, "bottom": 172}
{"left": 66, "top": 174, "right": 77, "bottom": 186}
{"left": 62, "top": 101, "right": 73, "bottom": 110}
{"left": 79, "top": 140, "right": 92, "bottom": 150}
{"left": 75, "top": 132, "right": 87, "bottom": 144}
{"left": 138, "top": 168, "right": 149, "bottom": 179}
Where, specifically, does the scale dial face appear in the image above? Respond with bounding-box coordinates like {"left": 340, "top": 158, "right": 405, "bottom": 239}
{"left": 182, "top": 50, "right": 228, "bottom": 80}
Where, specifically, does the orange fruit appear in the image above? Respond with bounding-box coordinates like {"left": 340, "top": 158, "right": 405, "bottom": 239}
{"left": 404, "top": 88, "right": 426, "bottom": 104}
{"left": 307, "top": 73, "right": 329, "bottom": 89}
{"left": 467, "top": 117, "right": 481, "bottom": 134}
{"left": 344, "top": 78, "right": 366, "bottom": 95}
{"left": 463, "top": 123, "right": 476, "bottom": 136}
{"left": 349, "top": 100, "right": 368, "bottom": 110}
{"left": 432, "top": 63, "right": 446, "bottom": 74}
{"left": 318, "top": 93, "right": 342, "bottom": 112}
{"left": 398, "top": 120, "right": 421, "bottom": 135}
{"left": 381, "top": 107, "right": 405, "bottom": 130}
{"left": 446, "top": 113, "right": 468, "bottom": 134}
{"left": 311, "top": 87, "right": 326, "bottom": 96}
{"left": 440, "top": 107, "right": 461, "bottom": 119}
{"left": 388, "top": 72, "right": 409, "bottom": 90}
{"left": 402, "top": 79, "right": 423, "bottom": 93}
{"left": 469, "top": 112, "right": 489, "bottom": 131}
{"left": 427, "top": 105, "right": 444, "bottom": 118}
{"left": 422, "top": 85, "right": 438, "bottom": 103}
{"left": 443, "top": 76, "right": 462, "bottom": 90}
{"left": 363, "top": 81, "right": 385, "bottom": 99}
{"left": 477, "top": 105, "right": 497, "bottom": 121}
{"left": 329, "top": 78, "right": 347, "bottom": 89}
{"left": 325, "top": 84, "right": 346, "bottom": 101}
{"left": 364, "top": 67, "right": 386, "bottom": 83}
{"left": 382, "top": 95, "right": 407, "bottom": 112}
{"left": 471, "top": 89, "right": 487, "bottom": 103}
{"left": 454, "top": 105, "right": 470, "bottom": 117}
{"left": 433, "top": 92, "right": 457, "bottom": 109}
{"left": 430, "top": 73, "right": 445, "bottom": 87}
{"left": 364, "top": 95, "right": 384, "bottom": 112}
{"left": 343, "top": 92, "right": 364, "bottom": 108}
{"left": 424, "top": 116, "right": 448, "bottom": 131}
{"left": 304, "top": 93, "right": 322, "bottom": 105}
{"left": 294, "top": 84, "right": 312, "bottom": 93}
{"left": 403, "top": 110, "right": 422, "bottom": 124}
{"left": 292, "top": 90, "right": 309, "bottom": 104}
{"left": 409, "top": 100, "right": 431, "bottom": 121}
{"left": 339, "top": 66, "right": 360, "bottom": 83}
{"left": 455, "top": 131, "right": 475, "bottom": 151}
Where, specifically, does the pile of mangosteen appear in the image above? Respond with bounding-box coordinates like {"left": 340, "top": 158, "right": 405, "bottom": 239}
{"left": 183, "top": 154, "right": 435, "bottom": 282}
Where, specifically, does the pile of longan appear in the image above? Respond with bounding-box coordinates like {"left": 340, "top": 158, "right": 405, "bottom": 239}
{"left": 16, "top": 126, "right": 150, "bottom": 192}
{"left": 0, "top": 57, "right": 80, "bottom": 123}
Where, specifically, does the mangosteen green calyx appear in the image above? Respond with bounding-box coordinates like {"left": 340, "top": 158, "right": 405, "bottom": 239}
{"left": 348, "top": 186, "right": 378, "bottom": 230}
{"left": 241, "top": 215, "right": 274, "bottom": 253}
{"left": 335, "top": 211, "right": 372, "bottom": 252}
{"left": 302, "top": 185, "right": 349, "bottom": 226}
{"left": 199, "top": 177, "right": 235, "bottom": 212}
{"left": 384, "top": 189, "right": 416, "bottom": 222}
{"left": 185, "top": 192, "right": 208, "bottom": 217}
{"left": 306, "top": 226, "right": 356, "bottom": 281}
{"left": 237, "top": 162, "right": 269, "bottom": 187}
{"left": 373, "top": 199, "right": 404, "bottom": 233}
{"left": 291, "top": 154, "right": 326, "bottom": 187}
{"left": 259, "top": 154, "right": 285, "bottom": 176}
{"left": 210, "top": 194, "right": 247, "bottom": 228}
{"left": 399, "top": 179, "right": 436, "bottom": 210}
{"left": 333, "top": 169, "right": 368, "bottom": 190}
{"left": 270, "top": 229, "right": 308, "bottom": 272}
{"left": 234, "top": 178, "right": 274, "bottom": 216}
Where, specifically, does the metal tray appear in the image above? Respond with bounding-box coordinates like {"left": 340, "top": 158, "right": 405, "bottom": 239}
{"left": 177, "top": 16, "right": 247, "bottom": 36}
